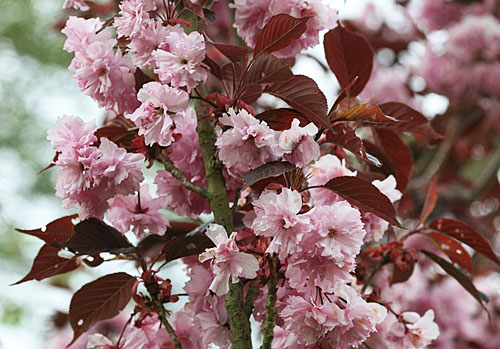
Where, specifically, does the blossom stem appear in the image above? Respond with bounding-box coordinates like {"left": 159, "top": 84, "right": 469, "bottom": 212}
{"left": 261, "top": 255, "right": 278, "bottom": 349}
{"left": 195, "top": 90, "right": 252, "bottom": 349}
{"left": 158, "top": 153, "right": 209, "bottom": 199}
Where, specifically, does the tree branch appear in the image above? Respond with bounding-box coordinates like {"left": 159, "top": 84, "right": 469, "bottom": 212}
{"left": 158, "top": 153, "right": 209, "bottom": 199}
{"left": 261, "top": 256, "right": 278, "bottom": 349}
{"left": 195, "top": 89, "right": 252, "bottom": 349}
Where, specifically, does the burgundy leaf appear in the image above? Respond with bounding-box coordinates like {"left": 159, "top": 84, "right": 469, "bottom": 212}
{"left": 202, "top": 8, "right": 217, "bottom": 24}
{"left": 378, "top": 102, "right": 442, "bottom": 138}
{"left": 212, "top": 43, "right": 248, "bottom": 63}
{"left": 203, "top": 56, "right": 223, "bottom": 80}
{"left": 429, "top": 218, "right": 500, "bottom": 265}
{"left": 333, "top": 103, "right": 396, "bottom": 124}
{"left": 325, "top": 124, "right": 381, "bottom": 166}
{"left": 240, "top": 83, "right": 263, "bottom": 104}
{"left": 245, "top": 53, "right": 293, "bottom": 84}
{"left": 391, "top": 261, "right": 415, "bottom": 285}
{"left": 324, "top": 25, "right": 374, "bottom": 97}
{"left": 13, "top": 245, "right": 80, "bottom": 285}
{"left": 255, "top": 108, "right": 306, "bottom": 131}
{"left": 221, "top": 62, "right": 243, "bottom": 85}
{"left": 419, "top": 176, "right": 438, "bottom": 224}
{"left": 240, "top": 161, "right": 295, "bottom": 189}
{"left": 68, "top": 273, "right": 137, "bottom": 345}
{"left": 16, "top": 215, "right": 77, "bottom": 245}
{"left": 265, "top": 75, "right": 332, "bottom": 133}
{"left": 375, "top": 128, "right": 413, "bottom": 190}
{"left": 162, "top": 234, "right": 214, "bottom": 263}
{"left": 321, "top": 176, "right": 401, "bottom": 227}
{"left": 254, "top": 14, "right": 310, "bottom": 56}
{"left": 420, "top": 250, "right": 489, "bottom": 312}
{"left": 63, "top": 218, "right": 135, "bottom": 255}
{"left": 427, "top": 232, "right": 473, "bottom": 273}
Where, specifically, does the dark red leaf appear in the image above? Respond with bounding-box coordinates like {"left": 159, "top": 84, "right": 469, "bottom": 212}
{"left": 325, "top": 124, "right": 381, "bottom": 166}
{"left": 375, "top": 128, "right": 413, "bottom": 190}
{"left": 162, "top": 234, "right": 214, "bottom": 263}
{"left": 333, "top": 103, "right": 396, "bottom": 124}
{"left": 12, "top": 245, "right": 80, "bottom": 285}
{"left": 378, "top": 102, "right": 442, "bottom": 138}
{"left": 324, "top": 25, "right": 374, "bottom": 97}
{"left": 245, "top": 53, "right": 293, "bottom": 84}
{"left": 255, "top": 108, "right": 306, "bottom": 131}
{"left": 420, "top": 250, "right": 489, "bottom": 312}
{"left": 221, "top": 62, "right": 243, "bottom": 85}
{"left": 241, "top": 83, "right": 263, "bottom": 104}
{"left": 265, "top": 75, "right": 332, "bottom": 133}
{"left": 419, "top": 176, "right": 438, "bottom": 224}
{"left": 63, "top": 218, "right": 135, "bottom": 255}
{"left": 391, "top": 261, "right": 415, "bottom": 285}
{"left": 202, "top": 8, "right": 217, "bottom": 24}
{"left": 429, "top": 218, "right": 500, "bottom": 265}
{"left": 16, "top": 215, "right": 77, "bottom": 245}
{"left": 321, "top": 176, "right": 401, "bottom": 227}
{"left": 68, "top": 273, "right": 137, "bottom": 345}
{"left": 212, "top": 43, "right": 248, "bottom": 63}
{"left": 427, "top": 232, "right": 473, "bottom": 273}
{"left": 203, "top": 56, "right": 223, "bottom": 80}
{"left": 240, "top": 161, "right": 295, "bottom": 189}
{"left": 254, "top": 14, "right": 310, "bottom": 56}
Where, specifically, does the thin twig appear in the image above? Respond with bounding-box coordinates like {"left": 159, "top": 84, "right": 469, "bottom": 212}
{"left": 158, "top": 154, "right": 209, "bottom": 199}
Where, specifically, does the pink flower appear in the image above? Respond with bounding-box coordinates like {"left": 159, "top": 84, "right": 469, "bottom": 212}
{"left": 107, "top": 184, "right": 169, "bottom": 239}
{"left": 113, "top": 0, "right": 156, "bottom": 38}
{"left": 153, "top": 30, "right": 207, "bottom": 92}
{"left": 47, "top": 115, "right": 97, "bottom": 154}
{"left": 411, "top": 0, "right": 464, "bottom": 31}
{"left": 372, "top": 175, "right": 402, "bottom": 204}
{"left": 279, "top": 119, "right": 320, "bottom": 167}
{"left": 359, "top": 64, "right": 413, "bottom": 105}
{"left": 251, "top": 188, "right": 311, "bottom": 260}
{"left": 62, "top": 16, "right": 111, "bottom": 54}
{"left": 199, "top": 224, "right": 259, "bottom": 296}
{"left": 53, "top": 133, "right": 145, "bottom": 219}
{"left": 232, "top": 0, "right": 273, "bottom": 48}
{"left": 321, "top": 285, "right": 387, "bottom": 348}
{"left": 215, "top": 108, "right": 281, "bottom": 173}
{"left": 128, "top": 82, "right": 189, "bottom": 146}
{"left": 307, "top": 154, "right": 357, "bottom": 206}
{"left": 87, "top": 327, "right": 148, "bottom": 349}
{"left": 281, "top": 295, "right": 347, "bottom": 347}
{"left": 387, "top": 310, "right": 440, "bottom": 348}
{"left": 63, "top": 0, "right": 90, "bottom": 11}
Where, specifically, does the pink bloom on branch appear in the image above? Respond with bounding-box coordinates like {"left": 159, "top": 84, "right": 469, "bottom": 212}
{"left": 153, "top": 30, "right": 207, "bottom": 92}
{"left": 47, "top": 115, "right": 97, "bottom": 154}
{"left": 128, "top": 82, "right": 189, "bottom": 147}
{"left": 216, "top": 108, "right": 281, "bottom": 173}
{"left": 279, "top": 118, "right": 320, "bottom": 167}
{"left": 113, "top": 0, "right": 156, "bottom": 38}
{"left": 199, "top": 224, "right": 259, "bottom": 296}
{"left": 387, "top": 310, "right": 440, "bottom": 348}
{"left": 251, "top": 188, "right": 311, "bottom": 260}
{"left": 62, "top": 16, "right": 110, "bottom": 54}
{"left": 107, "top": 184, "right": 169, "bottom": 239}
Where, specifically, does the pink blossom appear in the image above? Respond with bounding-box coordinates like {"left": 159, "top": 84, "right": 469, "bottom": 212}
{"left": 47, "top": 115, "right": 97, "bottom": 154}
{"left": 62, "top": 17, "right": 110, "bottom": 54}
{"left": 387, "top": 310, "right": 440, "bottom": 348}
{"left": 128, "top": 82, "right": 189, "bottom": 146}
{"left": 251, "top": 188, "right": 311, "bottom": 260}
{"left": 128, "top": 21, "right": 177, "bottom": 69}
{"left": 87, "top": 326, "right": 148, "bottom": 349}
{"left": 199, "top": 224, "right": 259, "bottom": 296}
{"left": 233, "top": 0, "right": 338, "bottom": 57}
{"left": 215, "top": 108, "right": 281, "bottom": 173}
{"left": 107, "top": 184, "right": 169, "bottom": 238}
{"left": 281, "top": 295, "right": 347, "bottom": 347}
{"left": 113, "top": 0, "right": 156, "bottom": 38}
{"left": 373, "top": 175, "right": 402, "bottom": 203}
{"left": 153, "top": 30, "right": 207, "bottom": 92}
{"left": 359, "top": 64, "right": 413, "bottom": 105}
{"left": 321, "top": 285, "right": 387, "bottom": 348}
{"left": 307, "top": 154, "right": 357, "bottom": 206}
{"left": 410, "top": 0, "right": 464, "bottom": 31}
{"left": 279, "top": 118, "right": 320, "bottom": 167}
{"left": 63, "top": 0, "right": 90, "bottom": 11}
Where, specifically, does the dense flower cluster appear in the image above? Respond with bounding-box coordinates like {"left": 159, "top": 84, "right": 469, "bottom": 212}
{"left": 34, "top": 0, "right": 500, "bottom": 348}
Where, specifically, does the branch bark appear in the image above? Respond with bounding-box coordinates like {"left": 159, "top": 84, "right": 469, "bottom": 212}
{"left": 195, "top": 92, "right": 252, "bottom": 349}
{"left": 261, "top": 256, "right": 278, "bottom": 349}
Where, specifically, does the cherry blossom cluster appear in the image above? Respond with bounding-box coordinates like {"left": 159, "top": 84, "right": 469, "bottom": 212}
{"left": 37, "top": 0, "right": 464, "bottom": 348}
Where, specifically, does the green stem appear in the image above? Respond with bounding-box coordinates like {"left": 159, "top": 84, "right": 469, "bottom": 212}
{"left": 195, "top": 93, "right": 252, "bottom": 349}
{"left": 261, "top": 256, "right": 278, "bottom": 349}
